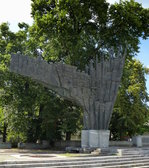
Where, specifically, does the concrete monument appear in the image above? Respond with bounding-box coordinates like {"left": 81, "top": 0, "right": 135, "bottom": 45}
{"left": 10, "top": 49, "right": 126, "bottom": 148}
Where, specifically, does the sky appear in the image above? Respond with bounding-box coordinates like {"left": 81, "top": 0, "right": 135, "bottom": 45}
{"left": 0, "top": 0, "right": 149, "bottom": 92}
{"left": 0, "top": 0, "right": 33, "bottom": 31}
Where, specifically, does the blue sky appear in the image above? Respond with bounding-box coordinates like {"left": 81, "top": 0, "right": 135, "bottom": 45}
{"left": 0, "top": 0, "right": 149, "bottom": 92}
{"left": 137, "top": 39, "right": 149, "bottom": 91}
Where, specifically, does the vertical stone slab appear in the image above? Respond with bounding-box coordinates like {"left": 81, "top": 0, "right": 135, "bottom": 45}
{"left": 81, "top": 130, "right": 89, "bottom": 148}
{"left": 132, "top": 136, "right": 142, "bottom": 147}
{"left": 89, "top": 130, "right": 110, "bottom": 148}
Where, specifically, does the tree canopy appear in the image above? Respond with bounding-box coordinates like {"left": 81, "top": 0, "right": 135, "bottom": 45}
{"left": 31, "top": 0, "right": 149, "bottom": 67}
{"left": 110, "top": 58, "right": 149, "bottom": 140}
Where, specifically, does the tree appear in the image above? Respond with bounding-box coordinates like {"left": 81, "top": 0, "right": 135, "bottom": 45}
{"left": 0, "top": 23, "right": 29, "bottom": 142}
{"left": 31, "top": 0, "right": 109, "bottom": 68}
{"left": 110, "top": 58, "right": 149, "bottom": 140}
{"left": 0, "top": 23, "right": 43, "bottom": 143}
{"left": 31, "top": 0, "right": 149, "bottom": 67}
{"left": 38, "top": 91, "right": 82, "bottom": 142}
{"left": 0, "top": 105, "right": 7, "bottom": 142}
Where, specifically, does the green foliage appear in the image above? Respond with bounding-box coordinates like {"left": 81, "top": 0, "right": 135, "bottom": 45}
{"left": 0, "top": 106, "right": 4, "bottom": 134}
{"left": 108, "top": 0, "right": 149, "bottom": 53}
{"left": 110, "top": 58, "right": 149, "bottom": 140}
{"left": 38, "top": 92, "right": 82, "bottom": 141}
{"left": 7, "top": 131, "right": 27, "bottom": 146}
{"left": 31, "top": 0, "right": 149, "bottom": 68}
{"left": 31, "top": 0, "right": 109, "bottom": 68}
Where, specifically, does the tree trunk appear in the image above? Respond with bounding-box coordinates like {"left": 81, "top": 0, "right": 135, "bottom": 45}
{"left": 66, "top": 132, "right": 71, "bottom": 140}
{"left": 3, "top": 122, "right": 7, "bottom": 142}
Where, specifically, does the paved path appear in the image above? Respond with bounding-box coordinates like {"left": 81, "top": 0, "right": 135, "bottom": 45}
{"left": 1, "top": 147, "right": 149, "bottom": 167}
{"left": 0, "top": 149, "right": 92, "bottom": 162}
{"left": 0, "top": 149, "right": 66, "bottom": 162}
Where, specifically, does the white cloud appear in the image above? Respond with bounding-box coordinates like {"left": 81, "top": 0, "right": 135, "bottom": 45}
{"left": 0, "top": 0, "right": 148, "bottom": 32}
{"left": 107, "top": 0, "right": 119, "bottom": 4}
{"left": 0, "top": 0, "right": 33, "bottom": 24}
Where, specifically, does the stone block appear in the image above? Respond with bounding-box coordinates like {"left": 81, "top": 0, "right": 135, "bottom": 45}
{"left": 81, "top": 130, "right": 89, "bottom": 148}
{"left": 132, "top": 135, "right": 142, "bottom": 147}
{"left": 89, "top": 130, "right": 110, "bottom": 148}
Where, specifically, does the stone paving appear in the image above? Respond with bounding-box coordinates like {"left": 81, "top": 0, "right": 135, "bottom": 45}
{"left": 1, "top": 148, "right": 149, "bottom": 167}
{"left": 0, "top": 149, "right": 93, "bottom": 162}
{"left": 0, "top": 149, "right": 66, "bottom": 162}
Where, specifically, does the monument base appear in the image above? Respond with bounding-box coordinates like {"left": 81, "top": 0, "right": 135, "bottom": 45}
{"left": 81, "top": 130, "right": 110, "bottom": 148}
{"left": 81, "top": 130, "right": 89, "bottom": 148}
{"left": 132, "top": 135, "right": 142, "bottom": 147}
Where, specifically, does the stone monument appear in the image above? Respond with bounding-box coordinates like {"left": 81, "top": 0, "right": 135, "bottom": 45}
{"left": 10, "top": 49, "right": 126, "bottom": 148}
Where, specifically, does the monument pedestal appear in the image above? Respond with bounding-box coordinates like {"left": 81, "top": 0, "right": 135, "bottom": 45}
{"left": 81, "top": 130, "right": 110, "bottom": 148}
{"left": 132, "top": 135, "right": 142, "bottom": 147}
{"left": 81, "top": 130, "right": 89, "bottom": 148}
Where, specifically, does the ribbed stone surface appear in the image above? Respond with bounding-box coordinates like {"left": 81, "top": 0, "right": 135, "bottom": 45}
{"left": 10, "top": 54, "right": 125, "bottom": 130}
{"left": 81, "top": 130, "right": 89, "bottom": 148}
{"left": 89, "top": 130, "right": 110, "bottom": 148}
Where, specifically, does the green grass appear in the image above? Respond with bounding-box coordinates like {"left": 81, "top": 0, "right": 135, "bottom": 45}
{"left": 60, "top": 153, "right": 84, "bottom": 157}
{"left": 59, "top": 152, "right": 93, "bottom": 157}
{"left": 0, "top": 155, "right": 16, "bottom": 162}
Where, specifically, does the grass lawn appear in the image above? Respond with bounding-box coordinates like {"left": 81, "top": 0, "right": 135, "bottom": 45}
{"left": 0, "top": 155, "right": 16, "bottom": 162}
